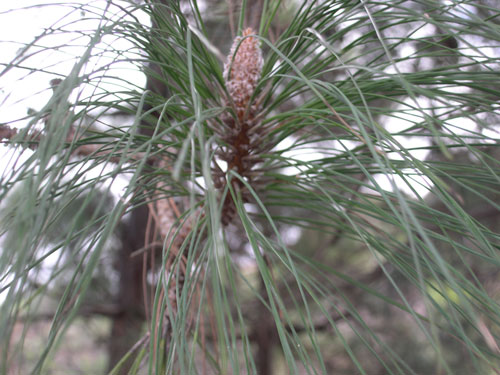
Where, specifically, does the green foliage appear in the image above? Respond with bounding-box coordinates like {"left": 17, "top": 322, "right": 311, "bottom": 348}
{"left": 1, "top": 0, "right": 500, "bottom": 374}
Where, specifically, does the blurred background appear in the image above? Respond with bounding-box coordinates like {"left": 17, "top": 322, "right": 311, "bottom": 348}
{"left": 1, "top": 1, "right": 500, "bottom": 374}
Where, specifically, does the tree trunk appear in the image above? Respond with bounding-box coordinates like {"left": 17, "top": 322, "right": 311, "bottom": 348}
{"left": 252, "top": 274, "right": 277, "bottom": 375}
{"left": 107, "top": 205, "right": 149, "bottom": 374}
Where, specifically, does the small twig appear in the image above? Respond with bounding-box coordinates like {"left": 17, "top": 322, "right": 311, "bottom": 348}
{"left": 18, "top": 303, "right": 124, "bottom": 321}
{"left": 130, "top": 241, "right": 164, "bottom": 258}
{"left": 1, "top": 124, "right": 158, "bottom": 164}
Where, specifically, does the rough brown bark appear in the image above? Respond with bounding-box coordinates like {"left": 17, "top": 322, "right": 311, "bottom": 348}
{"left": 252, "top": 273, "right": 277, "bottom": 375}
{"left": 107, "top": 205, "right": 149, "bottom": 374}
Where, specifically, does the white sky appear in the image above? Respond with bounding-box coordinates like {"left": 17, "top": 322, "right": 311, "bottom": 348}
{"left": 0, "top": 0, "right": 150, "bottom": 192}
{"left": 0, "top": 1, "right": 148, "bottom": 126}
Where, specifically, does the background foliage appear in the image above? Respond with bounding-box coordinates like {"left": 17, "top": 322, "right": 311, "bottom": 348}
{"left": 1, "top": 0, "right": 500, "bottom": 374}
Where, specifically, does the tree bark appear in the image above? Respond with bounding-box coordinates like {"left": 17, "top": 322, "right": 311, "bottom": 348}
{"left": 252, "top": 273, "right": 277, "bottom": 375}
{"left": 107, "top": 205, "right": 149, "bottom": 374}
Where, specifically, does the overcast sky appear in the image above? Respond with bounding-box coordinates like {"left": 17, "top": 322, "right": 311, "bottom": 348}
{"left": 0, "top": 1, "right": 148, "bottom": 127}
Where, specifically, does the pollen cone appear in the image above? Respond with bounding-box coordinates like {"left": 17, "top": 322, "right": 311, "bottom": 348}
{"left": 223, "top": 28, "right": 263, "bottom": 121}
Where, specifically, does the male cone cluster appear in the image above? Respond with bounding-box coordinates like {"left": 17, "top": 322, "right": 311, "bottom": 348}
{"left": 215, "top": 28, "right": 265, "bottom": 223}
{"left": 223, "top": 28, "right": 263, "bottom": 122}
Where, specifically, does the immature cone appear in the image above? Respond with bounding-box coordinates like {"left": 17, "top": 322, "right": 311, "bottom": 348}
{"left": 223, "top": 28, "right": 263, "bottom": 122}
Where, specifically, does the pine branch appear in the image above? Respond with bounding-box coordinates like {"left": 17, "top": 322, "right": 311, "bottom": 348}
{"left": 0, "top": 123, "right": 155, "bottom": 164}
